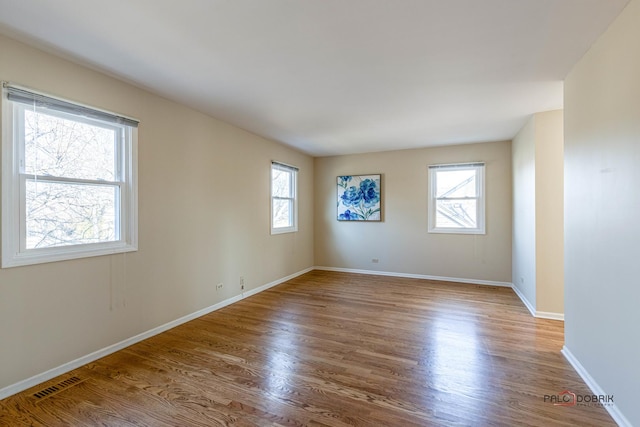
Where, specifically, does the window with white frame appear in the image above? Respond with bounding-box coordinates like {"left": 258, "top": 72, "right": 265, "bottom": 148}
{"left": 428, "top": 162, "right": 485, "bottom": 234}
{"left": 1, "top": 83, "right": 138, "bottom": 267}
{"left": 271, "top": 161, "right": 298, "bottom": 234}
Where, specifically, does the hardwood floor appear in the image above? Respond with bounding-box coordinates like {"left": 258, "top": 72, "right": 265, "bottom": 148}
{"left": 0, "top": 271, "right": 615, "bottom": 426}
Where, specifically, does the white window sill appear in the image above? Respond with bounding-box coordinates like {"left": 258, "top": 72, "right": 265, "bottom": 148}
{"left": 1, "top": 242, "right": 138, "bottom": 268}
{"left": 428, "top": 228, "right": 485, "bottom": 235}
{"left": 270, "top": 227, "right": 298, "bottom": 235}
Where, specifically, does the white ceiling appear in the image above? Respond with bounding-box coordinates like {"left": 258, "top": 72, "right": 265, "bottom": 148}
{"left": 0, "top": 0, "right": 629, "bottom": 156}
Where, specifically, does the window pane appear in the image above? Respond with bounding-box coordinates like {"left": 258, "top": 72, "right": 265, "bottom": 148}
{"left": 26, "top": 180, "right": 118, "bottom": 249}
{"left": 272, "top": 199, "right": 292, "bottom": 228}
{"left": 24, "top": 109, "right": 117, "bottom": 181}
{"left": 436, "top": 169, "right": 477, "bottom": 198}
{"left": 435, "top": 199, "right": 477, "bottom": 229}
{"left": 272, "top": 169, "right": 291, "bottom": 198}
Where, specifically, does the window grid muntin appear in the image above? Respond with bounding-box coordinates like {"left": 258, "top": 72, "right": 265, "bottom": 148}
{"left": 16, "top": 103, "right": 126, "bottom": 250}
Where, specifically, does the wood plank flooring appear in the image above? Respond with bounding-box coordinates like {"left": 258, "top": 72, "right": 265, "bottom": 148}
{"left": 0, "top": 271, "right": 615, "bottom": 426}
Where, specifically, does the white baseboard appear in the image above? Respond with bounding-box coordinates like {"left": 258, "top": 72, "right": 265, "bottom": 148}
{"left": 313, "top": 266, "right": 513, "bottom": 287}
{"left": 0, "top": 266, "right": 313, "bottom": 401}
{"left": 535, "top": 310, "right": 564, "bottom": 321}
{"left": 317, "top": 266, "right": 565, "bottom": 320}
{"left": 562, "top": 346, "right": 632, "bottom": 427}
{"left": 511, "top": 284, "right": 536, "bottom": 316}
{"left": 242, "top": 267, "right": 313, "bottom": 298}
{"left": 0, "top": 265, "right": 564, "bottom": 401}
{"left": 510, "top": 284, "right": 564, "bottom": 320}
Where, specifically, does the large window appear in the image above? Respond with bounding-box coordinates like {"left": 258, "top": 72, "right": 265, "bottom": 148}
{"left": 1, "top": 84, "right": 138, "bottom": 267}
{"left": 428, "top": 162, "right": 485, "bottom": 234}
{"left": 271, "top": 161, "right": 298, "bottom": 234}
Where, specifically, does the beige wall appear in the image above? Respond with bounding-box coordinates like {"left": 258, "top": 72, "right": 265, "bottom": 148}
{"left": 512, "top": 110, "right": 564, "bottom": 316}
{"left": 0, "top": 34, "right": 314, "bottom": 392}
{"left": 534, "top": 110, "right": 563, "bottom": 314}
{"left": 564, "top": 0, "right": 639, "bottom": 424}
{"left": 314, "top": 141, "right": 512, "bottom": 283}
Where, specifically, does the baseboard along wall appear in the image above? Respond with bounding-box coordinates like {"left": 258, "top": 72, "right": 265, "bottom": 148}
{"left": 0, "top": 266, "right": 563, "bottom": 400}
{"left": 0, "top": 267, "right": 314, "bottom": 400}
{"left": 510, "top": 283, "right": 565, "bottom": 321}
{"left": 562, "top": 346, "right": 632, "bottom": 427}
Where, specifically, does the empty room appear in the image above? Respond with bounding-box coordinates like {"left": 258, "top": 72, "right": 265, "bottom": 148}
{"left": 0, "top": 0, "right": 638, "bottom": 426}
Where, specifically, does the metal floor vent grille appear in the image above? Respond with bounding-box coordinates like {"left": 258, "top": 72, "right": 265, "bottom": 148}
{"left": 33, "top": 376, "right": 85, "bottom": 401}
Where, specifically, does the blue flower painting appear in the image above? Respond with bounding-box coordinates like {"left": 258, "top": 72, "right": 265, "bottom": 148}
{"left": 337, "top": 174, "right": 381, "bottom": 221}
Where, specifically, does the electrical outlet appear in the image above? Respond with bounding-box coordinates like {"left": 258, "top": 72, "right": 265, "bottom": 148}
{"left": 216, "top": 283, "right": 223, "bottom": 291}
{"left": 372, "top": 258, "right": 379, "bottom": 263}
{"left": 240, "top": 276, "right": 245, "bottom": 290}
{"left": 520, "top": 277, "right": 524, "bottom": 284}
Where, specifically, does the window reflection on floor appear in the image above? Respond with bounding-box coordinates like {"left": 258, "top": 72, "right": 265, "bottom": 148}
{"left": 426, "top": 311, "right": 490, "bottom": 415}
{"left": 264, "top": 325, "right": 298, "bottom": 401}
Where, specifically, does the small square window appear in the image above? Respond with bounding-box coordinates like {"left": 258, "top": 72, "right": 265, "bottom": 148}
{"left": 428, "top": 163, "right": 485, "bottom": 234}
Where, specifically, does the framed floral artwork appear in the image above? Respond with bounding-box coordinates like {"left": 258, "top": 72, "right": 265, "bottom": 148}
{"left": 337, "top": 174, "right": 381, "bottom": 221}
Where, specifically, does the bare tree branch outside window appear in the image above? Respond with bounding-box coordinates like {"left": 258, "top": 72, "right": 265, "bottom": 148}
{"left": 24, "top": 109, "right": 119, "bottom": 248}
